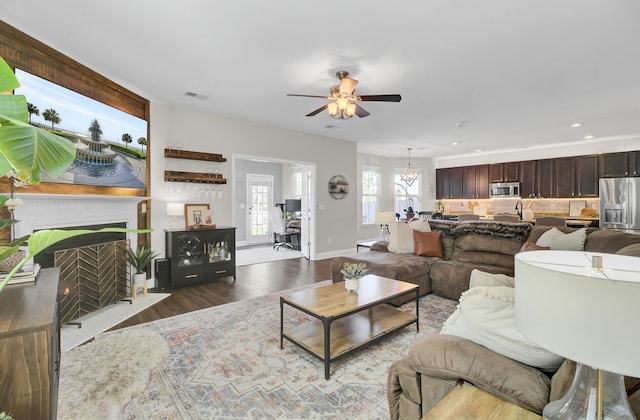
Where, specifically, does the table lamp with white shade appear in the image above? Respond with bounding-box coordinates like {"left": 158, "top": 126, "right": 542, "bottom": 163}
{"left": 166, "top": 202, "right": 185, "bottom": 229}
{"left": 375, "top": 211, "right": 396, "bottom": 241}
{"left": 515, "top": 250, "right": 640, "bottom": 419}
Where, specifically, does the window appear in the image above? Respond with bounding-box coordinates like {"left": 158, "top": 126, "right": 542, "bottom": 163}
{"left": 291, "top": 168, "right": 303, "bottom": 199}
{"left": 362, "top": 166, "right": 380, "bottom": 224}
{"left": 394, "top": 169, "right": 422, "bottom": 216}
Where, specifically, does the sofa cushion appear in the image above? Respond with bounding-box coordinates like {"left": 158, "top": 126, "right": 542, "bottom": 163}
{"left": 617, "top": 243, "right": 640, "bottom": 257}
{"left": 430, "top": 261, "right": 514, "bottom": 300}
{"left": 585, "top": 229, "right": 640, "bottom": 254}
{"left": 440, "top": 286, "right": 564, "bottom": 370}
{"left": 414, "top": 231, "right": 443, "bottom": 258}
{"left": 388, "top": 220, "right": 431, "bottom": 254}
{"left": 469, "top": 269, "right": 515, "bottom": 288}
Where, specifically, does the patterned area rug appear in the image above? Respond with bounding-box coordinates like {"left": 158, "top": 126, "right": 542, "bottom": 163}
{"left": 58, "top": 281, "right": 458, "bottom": 419}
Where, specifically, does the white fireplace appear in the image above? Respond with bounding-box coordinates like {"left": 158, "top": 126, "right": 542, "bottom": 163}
{"left": 12, "top": 193, "right": 146, "bottom": 253}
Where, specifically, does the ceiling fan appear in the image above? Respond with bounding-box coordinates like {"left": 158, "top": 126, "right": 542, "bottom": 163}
{"left": 287, "top": 70, "right": 401, "bottom": 119}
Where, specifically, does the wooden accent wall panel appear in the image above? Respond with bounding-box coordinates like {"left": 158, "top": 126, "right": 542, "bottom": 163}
{"left": 55, "top": 240, "right": 129, "bottom": 324}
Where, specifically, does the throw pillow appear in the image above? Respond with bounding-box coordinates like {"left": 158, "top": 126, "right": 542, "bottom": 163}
{"left": 389, "top": 220, "right": 432, "bottom": 254}
{"left": 469, "top": 269, "right": 515, "bottom": 288}
{"left": 440, "top": 286, "right": 564, "bottom": 370}
{"left": 535, "top": 227, "right": 587, "bottom": 251}
{"left": 550, "top": 228, "right": 586, "bottom": 251}
{"left": 520, "top": 241, "right": 550, "bottom": 252}
{"left": 413, "top": 230, "right": 443, "bottom": 257}
{"left": 535, "top": 227, "right": 564, "bottom": 247}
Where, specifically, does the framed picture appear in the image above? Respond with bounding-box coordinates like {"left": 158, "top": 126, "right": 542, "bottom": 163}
{"left": 569, "top": 200, "right": 586, "bottom": 217}
{"left": 185, "top": 204, "right": 210, "bottom": 229}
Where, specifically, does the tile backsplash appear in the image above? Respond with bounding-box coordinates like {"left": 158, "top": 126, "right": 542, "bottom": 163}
{"left": 441, "top": 198, "right": 599, "bottom": 217}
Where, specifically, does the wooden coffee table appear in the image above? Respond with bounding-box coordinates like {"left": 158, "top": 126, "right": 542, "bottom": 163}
{"left": 279, "top": 274, "right": 419, "bottom": 379}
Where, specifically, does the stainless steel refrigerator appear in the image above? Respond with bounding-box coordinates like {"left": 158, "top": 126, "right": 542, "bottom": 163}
{"left": 599, "top": 177, "right": 640, "bottom": 231}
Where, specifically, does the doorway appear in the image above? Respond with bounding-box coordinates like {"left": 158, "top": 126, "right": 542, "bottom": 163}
{"left": 246, "top": 174, "right": 273, "bottom": 245}
{"left": 233, "top": 155, "right": 315, "bottom": 260}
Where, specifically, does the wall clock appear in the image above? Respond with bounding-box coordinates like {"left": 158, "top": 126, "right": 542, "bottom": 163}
{"left": 328, "top": 175, "right": 349, "bottom": 200}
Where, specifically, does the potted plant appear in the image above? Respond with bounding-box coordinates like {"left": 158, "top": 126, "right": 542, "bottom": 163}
{"left": 340, "top": 262, "right": 369, "bottom": 292}
{"left": 127, "top": 245, "right": 160, "bottom": 289}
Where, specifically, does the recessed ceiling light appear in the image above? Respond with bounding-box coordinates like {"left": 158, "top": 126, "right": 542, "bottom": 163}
{"left": 451, "top": 142, "right": 459, "bottom": 146}
{"left": 584, "top": 134, "right": 594, "bottom": 139}
{"left": 475, "top": 149, "right": 482, "bottom": 152}
{"left": 570, "top": 123, "right": 583, "bottom": 128}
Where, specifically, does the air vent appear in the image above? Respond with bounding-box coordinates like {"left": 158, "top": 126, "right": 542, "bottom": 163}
{"left": 185, "top": 91, "right": 209, "bottom": 100}
{"left": 324, "top": 125, "right": 340, "bottom": 129}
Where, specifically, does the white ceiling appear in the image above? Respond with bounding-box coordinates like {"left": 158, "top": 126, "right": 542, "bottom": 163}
{"left": 2, "top": 1, "right": 640, "bottom": 159}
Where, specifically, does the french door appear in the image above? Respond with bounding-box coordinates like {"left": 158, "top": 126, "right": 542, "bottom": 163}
{"left": 246, "top": 174, "right": 273, "bottom": 245}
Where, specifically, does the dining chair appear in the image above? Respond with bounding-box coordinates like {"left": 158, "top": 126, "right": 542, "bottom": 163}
{"left": 534, "top": 216, "right": 567, "bottom": 227}
{"left": 493, "top": 214, "right": 521, "bottom": 223}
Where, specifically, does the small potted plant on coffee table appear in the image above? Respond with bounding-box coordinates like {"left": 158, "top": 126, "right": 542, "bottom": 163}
{"left": 127, "top": 246, "right": 160, "bottom": 298}
{"left": 340, "top": 262, "right": 369, "bottom": 292}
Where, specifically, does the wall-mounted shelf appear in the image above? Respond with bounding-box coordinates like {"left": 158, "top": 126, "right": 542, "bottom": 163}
{"left": 164, "top": 171, "right": 227, "bottom": 184}
{"left": 164, "top": 148, "right": 227, "bottom": 162}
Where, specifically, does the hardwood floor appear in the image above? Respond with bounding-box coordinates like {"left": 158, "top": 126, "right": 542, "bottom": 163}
{"left": 109, "top": 257, "right": 332, "bottom": 331}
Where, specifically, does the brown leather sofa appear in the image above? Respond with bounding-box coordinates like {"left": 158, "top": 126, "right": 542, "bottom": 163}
{"left": 386, "top": 225, "right": 640, "bottom": 419}
{"left": 331, "top": 220, "right": 532, "bottom": 304}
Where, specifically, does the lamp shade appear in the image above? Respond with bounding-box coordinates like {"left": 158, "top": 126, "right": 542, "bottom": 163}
{"left": 515, "top": 250, "right": 640, "bottom": 378}
{"left": 375, "top": 211, "right": 396, "bottom": 225}
{"left": 166, "top": 202, "right": 185, "bottom": 216}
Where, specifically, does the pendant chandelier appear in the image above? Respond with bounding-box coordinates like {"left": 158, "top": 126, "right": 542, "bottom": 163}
{"left": 400, "top": 148, "right": 420, "bottom": 187}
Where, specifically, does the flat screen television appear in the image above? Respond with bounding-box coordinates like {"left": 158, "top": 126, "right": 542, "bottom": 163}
{"left": 285, "top": 199, "right": 301, "bottom": 213}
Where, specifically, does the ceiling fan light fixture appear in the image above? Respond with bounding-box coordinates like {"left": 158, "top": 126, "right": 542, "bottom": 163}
{"left": 339, "top": 77, "right": 358, "bottom": 95}
{"left": 400, "top": 148, "right": 420, "bottom": 187}
{"left": 327, "top": 102, "right": 338, "bottom": 116}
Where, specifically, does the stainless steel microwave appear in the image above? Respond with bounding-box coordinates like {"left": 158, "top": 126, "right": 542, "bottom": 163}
{"left": 489, "top": 182, "right": 520, "bottom": 198}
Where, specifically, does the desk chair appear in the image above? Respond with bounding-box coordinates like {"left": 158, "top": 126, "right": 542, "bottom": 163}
{"left": 268, "top": 207, "right": 296, "bottom": 250}
{"left": 493, "top": 214, "right": 521, "bottom": 223}
{"left": 457, "top": 214, "right": 480, "bottom": 221}
{"left": 535, "top": 216, "right": 567, "bottom": 227}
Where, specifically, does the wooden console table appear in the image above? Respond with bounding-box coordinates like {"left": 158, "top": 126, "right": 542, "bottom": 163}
{"left": 424, "top": 384, "right": 542, "bottom": 419}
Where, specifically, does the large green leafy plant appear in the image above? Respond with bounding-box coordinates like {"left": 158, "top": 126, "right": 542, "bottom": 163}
{"left": 0, "top": 56, "right": 146, "bottom": 293}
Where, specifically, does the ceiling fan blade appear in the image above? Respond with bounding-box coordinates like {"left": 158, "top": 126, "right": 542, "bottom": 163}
{"left": 305, "top": 104, "right": 328, "bottom": 117}
{"left": 358, "top": 94, "right": 402, "bottom": 102}
{"left": 355, "top": 104, "right": 370, "bottom": 118}
{"left": 287, "top": 94, "right": 328, "bottom": 99}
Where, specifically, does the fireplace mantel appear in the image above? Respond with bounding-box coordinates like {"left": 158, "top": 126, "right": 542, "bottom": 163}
{"left": 12, "top": 193, "right": 147, "bottom": 251}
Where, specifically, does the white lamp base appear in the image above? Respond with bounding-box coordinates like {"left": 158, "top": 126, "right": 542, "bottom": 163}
{"left": 378, "top": 224, "right": 390, "bottom": 242}
{"left": 544, "top": 363, "right": 635, "bottom": 420}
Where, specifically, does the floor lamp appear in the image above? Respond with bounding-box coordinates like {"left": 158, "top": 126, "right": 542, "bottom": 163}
{"left": 375, "top": 211, "right": 396, "bottom": 242}
{"left": 515, "top": 250, "right": 640, "bottom": 419}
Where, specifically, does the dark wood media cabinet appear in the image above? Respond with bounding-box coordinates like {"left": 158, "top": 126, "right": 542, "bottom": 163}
{"left": 165, "top": 227, "right": 236, "bottom": 288}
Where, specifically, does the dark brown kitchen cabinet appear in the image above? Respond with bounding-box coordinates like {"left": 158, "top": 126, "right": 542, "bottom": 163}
{"left": 520, "top": 160, "right": 556, "bottom": 198}
{"left": 519, "top": 160, "right": 536, "bottom": 198}
{"left": 489, "top": 162, "right": 519, "bottom": 183}
{"left": 436, "top": 167, "right": 463, "bottom": 199}
{"left": 600, "top": 151, "right": 640, "bottom": 177}
{"left": 576, "top": 155, "right": 599, "bottom": 197}
{"left": 436, "top": 168, "right": 450, "bottom": 199}
{"left": 553, "top": 155, "right": 598, "bottom": 197}
{"left": 536, "top": 159, "right": 554, "bottom": 198}
{"left": 463, "top": 165, "right": 489, "bottom": 198}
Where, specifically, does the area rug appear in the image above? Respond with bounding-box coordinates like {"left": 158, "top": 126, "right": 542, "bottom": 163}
{"left": 58, "top": 329, "right": 170, "bottom": 419}
{"left": 58, "top": 282, "right": 458, "bottom": 419}
{"left": 236, "top": 245, "right": 304, "bottom": 266}
{"left": 60, "top": 292, "right": 171, "bottom": 351}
